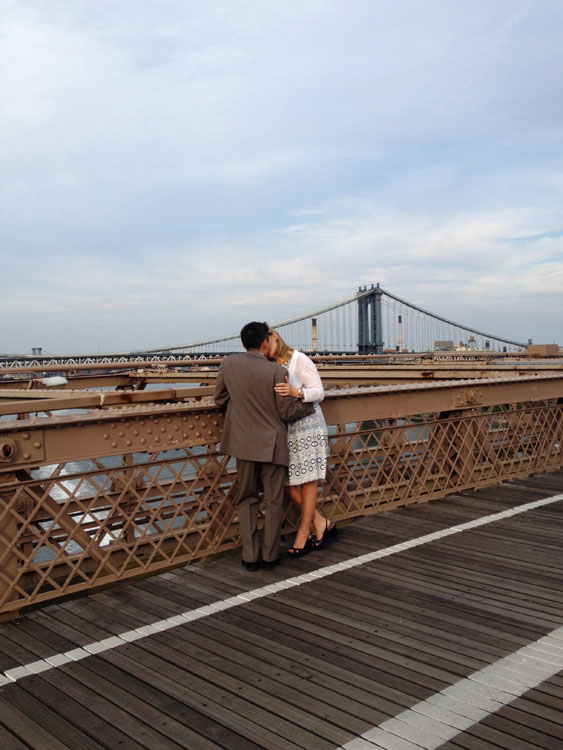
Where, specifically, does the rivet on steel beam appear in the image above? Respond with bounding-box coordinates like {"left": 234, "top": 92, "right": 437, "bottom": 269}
{"left": 33, "top": 441, "right": 42, "bottom": 449}
{"left": 140, "top": 438, "right": 146, "bottom": 445}
{"left": 23, "top": 453, "right": 31, "bottom": 460}
{"left": 147, "top": 429, "right": 153, "bottom": 434}
{"left": 22, "top": 433, "right": 30, "bottom": 440}
{"left": 195, "top": 431, "right": 201, "bottom": 437}
{"left": 133, "top": 430, "right": 139, "bottom": 436}
{"left": 174, "top": 425, "right": 179, "bottom": 431}
{"left": 201, "top": 422, "right": 207, "bottom": 428}
{"left": 118, "top": 432, "right": 124, "bottom": 438}
{"left": 103, "top": 434, "right": 109, "bottom": 439}
{"left": 140, "top": 420, "right": 145, "bottom": 426}
{"left": 160, "top": 427, "right": 165, "bottom": 432}
{"left": 155, "top": 437, "right": 160, "bottom": 442}
{"left": 111, "top": 442, "right": 117, "bottom": 448}
{"left": 126, "top": 440, "right": 132, "bottom": 446}
{"left": 189, "top": 423, "right": 194, "bottom": 429}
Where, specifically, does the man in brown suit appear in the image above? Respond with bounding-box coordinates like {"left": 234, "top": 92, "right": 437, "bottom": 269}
{"left": 214, "top": 321, "right": 314, "bottom": 570}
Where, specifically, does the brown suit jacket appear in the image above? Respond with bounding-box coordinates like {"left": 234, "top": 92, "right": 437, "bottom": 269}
{"left": 214, "top": 350, "right": 315, "bottom": 465}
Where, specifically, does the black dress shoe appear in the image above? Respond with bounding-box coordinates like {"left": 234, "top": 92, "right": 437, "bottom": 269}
{"left": 261, "top": 557, "right": 280, "bottom": 570}
{"left": 241, "top": 559, "right": 261, "bottom": 571}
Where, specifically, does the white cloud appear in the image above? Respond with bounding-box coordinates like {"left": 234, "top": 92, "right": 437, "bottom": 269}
{"left": 1, "top": 1, "right": 562, "bottom": 352}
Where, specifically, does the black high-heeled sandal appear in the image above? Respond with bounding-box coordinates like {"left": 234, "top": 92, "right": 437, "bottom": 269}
{"left": 311, "top": 520, "right": 339, "bottom": 550}
{"left": 287, "top": 538, "right": 312, "bottom": 558}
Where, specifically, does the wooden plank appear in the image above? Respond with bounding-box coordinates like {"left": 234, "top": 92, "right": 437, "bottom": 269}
{"left": 329, "top": 566, "right": 546, "bottom": 643}
{"left": 518, "top": 685, "right": 563, "bottom": 714}
{"left": 131, "top": 630, "right": 349, "bottom": 748}
{"left": 100, "top": 645, "right": 318, "bottom": 750}
{"left": 0, "top": 471, "right": 562, "bottom": 749}
{"left": 508, "top": 695, "right": 563, "bottom": 728}
{"left": 77, "top": 657, "right": 245, "bottom": 750}
{"left": 206, "top": 610, "right": 417, "bottom": 724}
{"left": 218, "top": 599, "right": 442, "bottom": 730}
{"left": 323, "top": 574, "right": 532, "bottom": 653}
{"left": 368, "top": 566, "right": 563, "bottom": 638}
{"left": 256, "top": 592, "right": 477, "bottom": 682}
{"left": 22, "top": 667, "right": 179, "bottom": 750}
{"left": 4, "top": 680, "right": 109, "bottom": 750}
{"left": 292, "top": 580, "right": 513, "bottom": 666}
{"left": 0, "top": 630, "right": 42, "bottom": 666}
{"left": 441, "top": 735, "right": 509, "bottom": 750}
{"left": 465, "top": 718, "right": 560, "bottom": 750}
{"left": 203, "top": 613, "right": 404, "bottom": 721}
{"left": 282, "top": 580, "right": 489, "bottom": 670}
{"left": 389, "top": 553, "right": 563, "bottom": 614}
{"left": 99, "top": 584, "right": 182, "bottom": 619}
{"left": 365, "top": 560, "right": 562, "bottom": 628}
{"left": 0, "top": 616, "right": 77, "bottom": 662}
{"left": 75, "top": 597, "right": 146, "bottom": 631}
{"left": 515, "top": 474, "right": 563, "bottom": 491}
{"left": 49, "top": 599, "right": 121, "bottom": 641}
{"left": 403, "top": 546, "right": 563, "bottom": 600}
{"left": 225, "top": 597, "right": 445, "bottom": 700}
{"left": 430, "top": 539, "right": 562, "bottom": 582}
{"left": 490, "top": 706, "right": 563, "bottom": 743}
{"left": 39, "top": 663, "right": 206, "bottom": 750}
{"left": 0, "top": 704, "right": 48, "bottom": 750}
{"left": 136, "top": 575, "right": 225, "bottom": 611}
{"left": 156, "top": 621, "right": 376, "bottom": 737}
{"left": 159, "top": 565, "right": 242, "bottom": 599}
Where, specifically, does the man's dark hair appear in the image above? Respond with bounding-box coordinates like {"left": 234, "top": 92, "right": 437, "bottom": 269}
{"left": 240, "top": 321, "right": 270, "bottom": 350}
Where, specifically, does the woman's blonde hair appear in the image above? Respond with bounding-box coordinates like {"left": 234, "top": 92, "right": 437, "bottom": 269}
{"left": 269, "top": 329, "right": 293, "bottom": 361}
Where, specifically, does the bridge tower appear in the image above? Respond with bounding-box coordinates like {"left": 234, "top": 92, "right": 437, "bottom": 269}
{"left": 357, "top": 283, "right": 384, "bottom": 354}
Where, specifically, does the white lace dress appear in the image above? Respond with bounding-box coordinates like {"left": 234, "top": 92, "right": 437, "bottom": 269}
{"left": 284, "top": 351, "right": 330, "bottom": 486}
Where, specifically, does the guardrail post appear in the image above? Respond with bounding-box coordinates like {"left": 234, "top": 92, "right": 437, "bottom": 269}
{"left": 0, "top": 473, "right": 20, "bottom": 618}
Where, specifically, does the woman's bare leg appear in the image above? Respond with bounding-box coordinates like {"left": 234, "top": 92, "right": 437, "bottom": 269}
{"left": 287, "top": 485, "right": 303, "bottom": 510}
{"left": 289, "top": 481, "right": 323, "bottom": 549}
{"left": 288, "top": 484, "right": 330, "bottom": 540}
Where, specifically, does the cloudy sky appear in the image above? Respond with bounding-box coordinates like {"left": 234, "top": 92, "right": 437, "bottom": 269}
{"left": 2, "top": 0, "right": 562, "bottom": 353}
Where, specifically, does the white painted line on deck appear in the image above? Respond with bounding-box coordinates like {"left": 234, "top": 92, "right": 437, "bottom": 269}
{"left": 2, "top": 492, "right": 562, "bottom": 687}
{"left": 336, "top": 624, "right": 563, "bottom": 750}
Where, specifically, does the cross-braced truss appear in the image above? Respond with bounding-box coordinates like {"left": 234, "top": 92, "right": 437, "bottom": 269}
{"left": 1, "top": 375, "right": 561, "bottom": 615}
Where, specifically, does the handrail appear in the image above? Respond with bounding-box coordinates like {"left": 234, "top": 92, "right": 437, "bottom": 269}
{"left": 0, "top": 377, "right": 561, "bottom": 616}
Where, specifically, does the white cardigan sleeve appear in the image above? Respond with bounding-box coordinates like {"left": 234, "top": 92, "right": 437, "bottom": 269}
{"left": 289, "top": 351, "right": 325, "bottom": 403}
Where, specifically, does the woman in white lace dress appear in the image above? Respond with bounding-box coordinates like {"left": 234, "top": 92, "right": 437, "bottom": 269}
{"left": 269, "top": 330, "right": 338, "bottom": 557}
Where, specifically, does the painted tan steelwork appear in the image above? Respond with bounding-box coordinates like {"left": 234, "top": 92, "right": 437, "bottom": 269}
{"left": 2, "top": 358, "right": 563, "bottom": 393}
{"left": 0, "top": 374, "right": 561, "bottom": 617}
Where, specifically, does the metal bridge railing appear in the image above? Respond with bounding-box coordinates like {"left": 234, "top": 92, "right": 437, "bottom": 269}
{"left": 0, "top": 376, "right": 561, "bottom": 616}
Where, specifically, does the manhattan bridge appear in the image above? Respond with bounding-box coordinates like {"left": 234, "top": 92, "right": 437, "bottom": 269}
{"left": 1, "top": 284, "right": 526, "bottom": 369}
{"left": 175, "top": 283, "right": 525, "bottom": 357}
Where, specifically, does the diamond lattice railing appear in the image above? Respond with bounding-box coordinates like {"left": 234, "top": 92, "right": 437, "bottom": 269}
{"left": 0, "top": 387, "right": 562, "bottom": 614}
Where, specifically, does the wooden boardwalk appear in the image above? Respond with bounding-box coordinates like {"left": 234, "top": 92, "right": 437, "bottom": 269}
{"left": 0, "top": 472, "right": 562, "bottom": 750}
